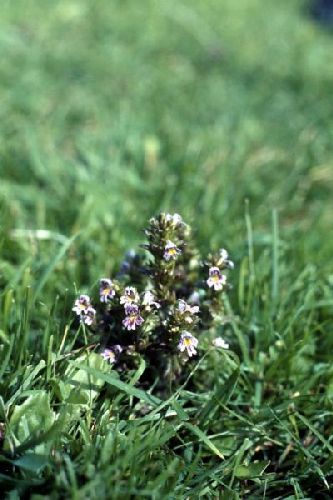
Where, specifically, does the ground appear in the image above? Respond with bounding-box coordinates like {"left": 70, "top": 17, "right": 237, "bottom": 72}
{"left": 1, "top": 0, "right": 333, "bottom": 497}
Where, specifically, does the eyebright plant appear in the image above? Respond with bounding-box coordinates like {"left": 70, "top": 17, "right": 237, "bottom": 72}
{"left": 72, "top": 213, "right": 233, "bottom": 385}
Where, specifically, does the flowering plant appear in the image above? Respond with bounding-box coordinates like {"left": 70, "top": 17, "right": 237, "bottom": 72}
{"left": 72, "top": 213, "right": 233, "bottom": 385}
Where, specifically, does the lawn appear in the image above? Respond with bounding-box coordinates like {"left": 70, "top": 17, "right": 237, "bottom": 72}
{"left": 1, "top": 0, "right": 333, "bottom": 497}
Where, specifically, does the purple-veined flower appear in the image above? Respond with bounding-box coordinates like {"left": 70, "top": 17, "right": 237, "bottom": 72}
{"left": 163, "top": 240, "right": 181, "bottom": 261}
{"left": 178, "top": 299, "right": 199, "bottom": 323}
{"left": 83, "top": 306, "right": 96, "bottom": 325}
{"left": 122, "top": 304, "right": 144, "bottom": 331}
{"left": 101, "top": 348, "right": 116, "bottom": 363}
{"left": 99, "top": 278, "right": 116, "bottom": 303}
{"left": 142, "top": 290, "right": 160, "bottom": 311}
{"left": 101, "top": 345, "right": 123, "bottom": 363}
{"left": 120, "top": 286, "right": 139, "bottom": 306}
{"left": 217, "top": 248, "right": 234, "bottom": 269}
{"left": 72, "top": 294, "right": 92, "bottom": 316}
{"left": 207, "top": 267, "right": 227, "bottom": 291}
{"left": 212, "top": 336, "right": 229, "bottom": 349}
{"left": 112, "top": 344, "right": 123, "bottom": 355}
{"left": 178, "top": 332, "right": 198, "bottom": 357}
{"left": 73, "top": 295, "right": 96, "bottom": 325}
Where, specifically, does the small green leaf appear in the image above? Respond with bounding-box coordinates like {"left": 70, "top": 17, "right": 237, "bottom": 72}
{"left": 13, "top": 453, "right": 50, "bottom": 473}
{"left": 66, "top": 390, "right": 90, "bottom": 405}
{"left": 234, "top": 460, "right": 270, "bottom": 479}
{"left": 64, "top": 352, "right": 109, "bottom": 405}
{"left": 5, "top": 391, "right": 55, "bottom": 453}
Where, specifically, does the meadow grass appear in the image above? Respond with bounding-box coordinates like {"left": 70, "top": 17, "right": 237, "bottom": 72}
{"left": 1, "top": 0, "right": 333, "bottom": 497}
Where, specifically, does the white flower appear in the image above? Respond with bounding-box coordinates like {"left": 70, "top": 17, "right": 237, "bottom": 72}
{"left": 207, "top": 267, "right": 227, "bottom": 291}
{"left": 178, "top": 299, "right": 199, "bottom": 323}
{"left": 72, "top": 294, "right": 91, "bottom": 315}
{"left": 178, "top": 332, "right": 198, "bottom": 357}
{"left": 217, "top": 248, "right": 234, "bottom": 269}
{"left": 163, "top": 240, "right": 181, "bottom": 261}
{"left": 101, "top": 345, "right": 123, "bottom": 363}
{"left": 142, "top": 290, "right": 160, "bottom": 311}
{"left": 101, "top": 349, "right": 116, "bottom": 363}
{"left": 165, "top": 213, "right": 183, "bottom": 226}
{"left": 72, "top": 295, "right": 96, "bottom": 325}
{"left": 120, "top": 286, "right": 139, "bottom": 306}
{"left": 99, "top": 278, "right": 116, "bottom": 303}
{"left": 122, "top": 304, "right": 144, "bottom": 331}
{"left": 212, "top": 337, "right": 229, "bottom": 349}
{"left": 220, "top": 248, "right": 229, "bottom": 262}
{"left": 83, "top": 307, "right": 96, "bottom": 325}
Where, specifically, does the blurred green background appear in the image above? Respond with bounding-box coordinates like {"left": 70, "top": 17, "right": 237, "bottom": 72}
{"left": 0, "top": 0, "right": 333, "bottom": 287}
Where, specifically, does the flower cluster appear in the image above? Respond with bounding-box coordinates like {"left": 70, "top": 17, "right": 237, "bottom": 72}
{"left": 72, "top": 213, "right": 234, "bottom": 382}
{"left": 119, "top": 286, "right": 144, "bottom": 331}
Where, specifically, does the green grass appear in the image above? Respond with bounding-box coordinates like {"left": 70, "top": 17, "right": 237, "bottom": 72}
{"left": 1, "top": 0, "right": 333, "bottom": 497}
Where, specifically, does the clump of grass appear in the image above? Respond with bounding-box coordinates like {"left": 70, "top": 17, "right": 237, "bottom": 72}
{"left": 1, "top": 206, "right": 333, "bottom": 498}
{"left": 1, "top": 210, "right": 333, "bottom": 498}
